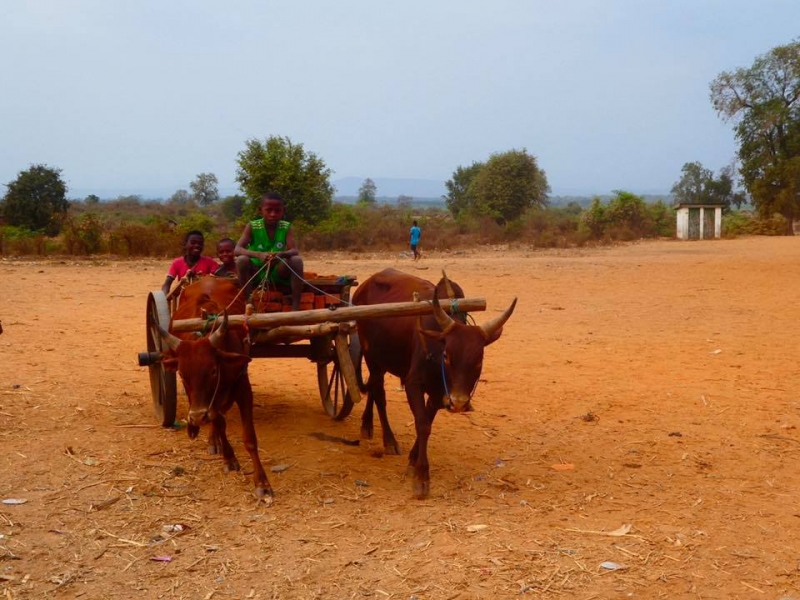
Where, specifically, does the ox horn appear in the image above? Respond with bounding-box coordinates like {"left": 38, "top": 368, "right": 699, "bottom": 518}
{"left": 158, "top": 326, "right": 182, "bottom": 351}
{"left": 432, "top": 293, "right": 456, "bottom": 335}
{"left": 208, "top": 310, "right": 228, "bottom": 349}
{"left": 441, "top": 269, "right": 456, "bottom": 299}
{"left": 480, "top": 298, "right": 518, "bottom": 342}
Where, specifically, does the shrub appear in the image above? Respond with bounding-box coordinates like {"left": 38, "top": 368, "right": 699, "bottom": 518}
{"left": 62, "top": 213, "right": 104, "bottom": 255}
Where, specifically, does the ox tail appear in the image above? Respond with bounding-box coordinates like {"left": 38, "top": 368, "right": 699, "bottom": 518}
{"left": 350, "top": 332, "right": 367, "bottom": 392}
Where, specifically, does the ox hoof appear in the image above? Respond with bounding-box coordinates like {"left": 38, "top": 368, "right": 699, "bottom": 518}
{"left": 207, "top": 444, "right": 219, "bottom": 455}
{"left": 360, "top": 426, "right": 374, "bottom": 440}
{"left": 223, "top": 459, "right": 241, "bottom": 472}
{"left": 413, "top": 480, "right": 430, "bottom": 500}
{"left": 384, "top": 441, "right": 402, "bottom": 456}
{"left": 255, "top": 486, "right": 274, "bottom": 505}
{"left": 187, "top": 424, "right": 200, "bottom": 440}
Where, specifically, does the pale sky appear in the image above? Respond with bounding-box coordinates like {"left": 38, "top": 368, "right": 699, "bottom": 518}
{"left": 1, "top": 1, "right": 798, "bottom": 199}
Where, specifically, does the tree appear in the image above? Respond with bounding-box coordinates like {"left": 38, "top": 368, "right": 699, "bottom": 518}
{"left": 167, "top": 189, "right": 194, "bottom": 213}
{"left": 236, "top": 135, "right": 334, "bottom": 224}
{"left": 1, "top": 164, "right": 69, "bottom": 235}
{"left": 671, "top": 162, "right": 746, "bottom": 209}
{"left": 397, "top": 194, "right": 413, "bottom": 209}
{"left": 710, "top": 39, "right": 800, "bottom": 234}
{"left": 189, "top": 172, "right": 219, "bottom": 206}
{"left": 470, "top": 149, "right": 550, "bottom": 224}
{"left": 444, "top": 162, "right": 483, "bottom": 219}
{"left": 357, "top": 178, "right": 377, "bottom": 205}
{"left": 219, "top": 194, "right": 247, "bottom": 221}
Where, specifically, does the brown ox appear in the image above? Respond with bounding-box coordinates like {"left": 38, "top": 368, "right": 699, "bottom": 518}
{"left": 158, "top": 277, "right": 272, "bottom": 501}
{"left": 352, "top": 268, "right": 516, "bottom": 499}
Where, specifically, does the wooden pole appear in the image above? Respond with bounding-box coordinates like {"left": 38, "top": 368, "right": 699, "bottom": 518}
{"left": 170, "top": 297, "right": 487, "bottom": 333}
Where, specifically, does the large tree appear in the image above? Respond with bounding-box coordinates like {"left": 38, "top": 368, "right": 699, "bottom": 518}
{"left": 236, "top": 136, "right": 334, "bottom": 224}
{"left": 444, "top": 162, "right": 483, "bottom": 219}
{"left": 1, "top": 164, "right": 69, "bottom": 235}
{"left": 470, "top": 149, "right": 550, "bottom": 224}
{"left": 710, "top": 39, "right": 800, "bottom": 234}
{"left": 671, "top": 162, "right": 746, "bottom": 209}
{"left": 357, "top": 178, "right": 377, "bottom": 205}
{"left": 189, "top": 172, "right": 219, "bottom": 206}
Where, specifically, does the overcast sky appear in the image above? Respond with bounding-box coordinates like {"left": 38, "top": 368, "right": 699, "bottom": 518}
{"left": 1, "top": 1, "right": 798, "bottom": 199}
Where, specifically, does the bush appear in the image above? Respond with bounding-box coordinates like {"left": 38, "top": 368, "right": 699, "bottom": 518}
{"left": 62, "top": 213, "right": 104, "bottom": 255}
{"left": 108, "top": 222, "right": 177, "bottom": 256}
{"left": 0, "top": 226, "right": 47, "bottom": 255}
{"left": 722, "top": 211, "right": 787, "bottom": 236}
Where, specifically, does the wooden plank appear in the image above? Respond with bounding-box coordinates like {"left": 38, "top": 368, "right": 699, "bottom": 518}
{"left": 170, "top": 297, "right": 486, "bottom": 333}
{"left": 252, "top": 322, "right": 340, "bottom": 344}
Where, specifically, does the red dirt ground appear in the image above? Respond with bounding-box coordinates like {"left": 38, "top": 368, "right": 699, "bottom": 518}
{"left": 1, "top": 237, "right": 799, "bottom": 599}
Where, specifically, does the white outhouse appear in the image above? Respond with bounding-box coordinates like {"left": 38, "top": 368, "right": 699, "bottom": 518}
{"left": 675, "top": 203, "right": 724, "bottom": 240}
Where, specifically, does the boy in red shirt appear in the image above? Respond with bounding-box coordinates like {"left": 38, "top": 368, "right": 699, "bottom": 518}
{"left": 161, "top": 230, "right": 219, "bottom": 295}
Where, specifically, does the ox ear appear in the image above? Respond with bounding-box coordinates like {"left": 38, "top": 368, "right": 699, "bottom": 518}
{"left": 161, "top": 356, "right": 179, "bottom": 372}
{"left": 480, "top": 297, "right": 518, "bottom": 345}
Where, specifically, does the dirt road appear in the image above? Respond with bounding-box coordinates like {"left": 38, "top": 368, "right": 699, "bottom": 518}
{"left": 1, "top": 237, "right": 799, "bottom": 599}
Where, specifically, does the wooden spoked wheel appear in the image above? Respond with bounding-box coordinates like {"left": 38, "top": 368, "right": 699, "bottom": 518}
{"left": 315, "top": 327, "right": 361, "bottom": 421}
{"left": 146, "top": 291, "right": 177, "bottom": 427}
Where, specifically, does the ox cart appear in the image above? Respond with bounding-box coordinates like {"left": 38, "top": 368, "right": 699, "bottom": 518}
{"left": 139, "top": 275, "right": 487, "bottom": 427}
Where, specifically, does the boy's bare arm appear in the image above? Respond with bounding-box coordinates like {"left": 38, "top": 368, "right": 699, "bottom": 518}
{"left": 234, "top": 223, "right": 260, "bottom": 258}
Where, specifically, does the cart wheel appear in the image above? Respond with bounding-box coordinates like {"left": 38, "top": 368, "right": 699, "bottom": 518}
{"left": 146, "top": 290, "right": 177, "bottom": 427}
{"left": 316, "top": 330, "right": 360, "bottom": 421}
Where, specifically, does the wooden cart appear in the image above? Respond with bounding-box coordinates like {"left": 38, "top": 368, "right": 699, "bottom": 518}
{"left": 141, "top": 276, "right": 486, "bottom": 427}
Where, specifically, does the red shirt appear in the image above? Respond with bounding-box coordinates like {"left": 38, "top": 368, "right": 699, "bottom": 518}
{"left": 167, "top": 256, "right": 219, "bottom": 279}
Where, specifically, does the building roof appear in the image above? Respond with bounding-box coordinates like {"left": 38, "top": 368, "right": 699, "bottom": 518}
{"left": 674, "top": 202, "right": 726, "bottom": 209}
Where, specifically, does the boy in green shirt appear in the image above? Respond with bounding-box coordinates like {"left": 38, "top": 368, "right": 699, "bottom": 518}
{"left": 234, "top": 192, "right": 305, "bottom": 310}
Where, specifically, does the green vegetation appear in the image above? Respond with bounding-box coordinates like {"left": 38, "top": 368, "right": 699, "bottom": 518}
{"left": 357, "top": 178, "right": 377, "bottom": 205}
{"left": 1, "top": 164, "right": 69, "bottom": 235}
{"left": 9, "top": 33, "right": 800, "bottom": 260}
{"left": 444, "top": 149, "right": 549, "bottom": 224}
{"left": 710, "top": 38, "right": 800, "bottom": 234}
{"left": 235, "top": 135, "right": 334, "bottom": 225}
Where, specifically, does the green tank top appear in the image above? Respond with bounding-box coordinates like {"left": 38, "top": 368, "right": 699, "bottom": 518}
{"left": 248, "top": 219, "right": 290, "bottom": 266}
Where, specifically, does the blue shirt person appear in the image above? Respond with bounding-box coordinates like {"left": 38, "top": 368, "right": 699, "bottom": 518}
{"left": 409, "top": 221, "right": 421, "bottom": 260}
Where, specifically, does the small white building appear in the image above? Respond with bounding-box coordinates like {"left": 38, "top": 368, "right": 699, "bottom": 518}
{"left": 675, "top": 203, "right": 724, "bottom": 240}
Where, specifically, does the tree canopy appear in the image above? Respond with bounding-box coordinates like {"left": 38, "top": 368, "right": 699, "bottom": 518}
{"left": 189, "top": 172, "right": 219, "bottom": 206}
{"left": 710, "top": 39, "right": 800, "bottom": 233}
{"left": 1, "top": 164, "right": 69, "bottom": 235}
{"left": 235, "top": 136, "right": 334, "bottom": 225}
{"left": 357, "top": 178, "right": 377, "bottom": 205}
{"left": 444, "top": 162, "right": 483, "bottom": 219}
{"left": 444, "top": 150, "right": 549, "bottom": 224}
{"left": 671, "top": 162, "right": 746, "bottom": 209}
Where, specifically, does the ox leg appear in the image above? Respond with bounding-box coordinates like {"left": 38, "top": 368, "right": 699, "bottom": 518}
{"left": 405, "top": 389, "right": 439, "bottom": 499}
{"left": 360, "top": 386, "right": 376, "bottom": 440}
{"left": 375, "top": 391, "right": 401, "bottom": 456}
{"left": 236, "top": 387, "right": 273, "bottom": 501}
{"left": 206, "top": 426, "right": 220, "bottom": 455}
{"left": 361, "top": 371, "right": 401, "bottom": 454}
{"left": 210, "top": 415, "right": 240, "bottom": 473}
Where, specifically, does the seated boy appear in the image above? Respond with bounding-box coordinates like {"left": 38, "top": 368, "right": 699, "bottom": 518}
{"left": 161, "top": 230, "right": 219, "bottom": 295}
{"left": 234, "top": 192, "right": 305, "bottom": 310}
{"left": 213, "top": 237, "right": 238, "bottom": 278}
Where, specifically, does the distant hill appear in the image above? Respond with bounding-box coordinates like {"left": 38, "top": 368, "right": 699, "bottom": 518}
{"left": 332, "top": 177, "right": 447, "bottom": 198}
